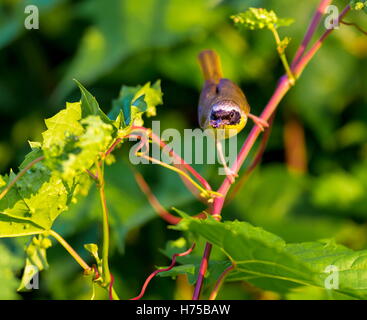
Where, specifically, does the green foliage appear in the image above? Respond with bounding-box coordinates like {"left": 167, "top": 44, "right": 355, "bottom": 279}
{"left": 1, "top": 0, "right": 367, "bottom": 300}
{"left": 110, "top": 80, "right": 163, "bottom": 128}
{"left": 0, "top": 165, "right": 67, "bottom": 237}
{"left": 0, "top": 82, "right": 117, "bottom": 238}
{"left": 74, "top": 80, "right": 113, "bottom": 125}
{"left": 175, "top": 216, "right": 367, "bottom": 299}
{"left": 231, "top": 8, "right": 294, "bottom": 31}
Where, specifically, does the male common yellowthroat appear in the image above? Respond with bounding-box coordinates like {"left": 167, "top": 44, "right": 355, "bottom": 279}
{"left": 197, "top": 49, "right": 268, "bottom": 182}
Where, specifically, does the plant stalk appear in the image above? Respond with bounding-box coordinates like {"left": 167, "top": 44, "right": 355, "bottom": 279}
{"left": 48, "top": 229, "right": 91, "bottom": 272}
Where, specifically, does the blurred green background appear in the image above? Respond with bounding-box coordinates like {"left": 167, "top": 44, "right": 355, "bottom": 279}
{"left": 0, "top": 0, "right": 367, "bottom": 299}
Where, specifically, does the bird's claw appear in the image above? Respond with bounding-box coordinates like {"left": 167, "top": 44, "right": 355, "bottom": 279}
{"left": 248, "top": 113, "right": 269, "bottom": 131}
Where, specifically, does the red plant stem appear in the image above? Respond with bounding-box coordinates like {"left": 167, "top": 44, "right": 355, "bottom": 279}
{"left": 109, "top": 273, "right": 115, "bottom": 300}
{"left": 209, "top": 264, "right": 235, "bottom": 300}
{"left": 192, "top": 3, "right": 351, "bottom": 299}
{"left": 130, "top": 243, "right": 195, "bottom": 300}
{"left": 192, "top": 242, "right": 212, "bottom": 300}
{"left": 105, "top": 138, "right": 123, "bottom": 157}
{"left": 293, "top": 5, "right": 351, "bottom": 77}
{"left": 292, "top": 0, "right": 333, "bottom": 67}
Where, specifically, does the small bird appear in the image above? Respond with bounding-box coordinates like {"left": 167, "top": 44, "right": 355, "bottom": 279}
{"left": 197, "top": 49, "right": 268, "bottom": 182}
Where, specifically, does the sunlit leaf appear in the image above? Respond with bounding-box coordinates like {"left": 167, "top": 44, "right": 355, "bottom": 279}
{"left": 174, "top": 216, "right": 367, "bottom": 299}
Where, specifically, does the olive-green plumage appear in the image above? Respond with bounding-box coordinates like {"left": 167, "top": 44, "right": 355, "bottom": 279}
{"left": 198, "top": 50, "right": 250, "bottom": 139}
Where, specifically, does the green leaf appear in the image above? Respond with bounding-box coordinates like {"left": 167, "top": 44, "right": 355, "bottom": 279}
{"left": 174, "top": 217, "right": 367, "bottom": 299}
{"left": 0, "top": 106, "right": 104, "bottom": 237}
{"left": 42, "top": 101, "right": 84, "bottom": 151}
{"left": 84, "top": 243, "right": 101, "bottom": 265}
{"left": 18, "top": 235, "right": 52, "bottom": 292}
{"left": 0, "top": 161, "right": 70, "bottom": 237}
{"left": 41, "top": 99, "right": 114, "bottom": 180}
{"left": 109, "top": 80, "right": 163, "bottom": 128}
{"left": 74, "top": 79, "right": 112, "bottom": 124}
{"left": 231, "top": 8, "right": 294, "bottom": 31}
{"left": 55, "top": 116, "right": 114, "bottom": 180}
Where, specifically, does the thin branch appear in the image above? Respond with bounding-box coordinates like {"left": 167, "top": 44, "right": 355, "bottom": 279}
{"left": 269, "top": 25, "right": 295, "bottom": 84}
{"left": 130, "top": 243, "right": 195, "bottom": 300}
{"left": 293, "top": 5, "right": 351, "bottom": 77}
{"left": 0, "top": 156, "right": 45, "bottom": 201}
{"left": 292, "top": 0, "right": 333, "bottom": 67}
{"left": 209, "top": 264, "right": 235, "bottom": 300}
{"left": 105, "top": 137, "right": 123, "bottom": 157}
{"left": 48, "top": 229, "right": 91, "bottom": 272}
{"left": 128, "top": 131, "right": 207, "bottom": 202}
{"left": 95, "top": 160, "right": 112, "bottom": 285}
{"left": 192, "top": 242, "right": 212, "bottom": 300}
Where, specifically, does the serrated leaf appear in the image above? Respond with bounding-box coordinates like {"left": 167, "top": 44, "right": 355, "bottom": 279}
{"left": 42, "top": 102, "right": 84, "bottom": 150}
{"left": 74, "top": 79, "right": 112, "bottom": 124}
{"left": 174, "top": 217, "right": 367, "bottom": 299}
{"left": 18, "top": 235, "right": 51, "bottom": 292}
{"left": 109, "top": 80, "right": 163, "bottom": 128}
{"left": 0, "top": 150, "right": 87, "bottom": 238}
{"left": 57, "top": 116, "right": 114, "bottom": 180}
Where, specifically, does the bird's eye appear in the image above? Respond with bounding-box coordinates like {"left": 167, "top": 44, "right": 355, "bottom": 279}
{"left": 230, "top": 111, "right": 235, "bottom": 118}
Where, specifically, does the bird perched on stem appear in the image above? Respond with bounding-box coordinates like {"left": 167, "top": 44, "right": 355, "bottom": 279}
{"left": 197, "top": 49, "right": 268, "bottom": 183}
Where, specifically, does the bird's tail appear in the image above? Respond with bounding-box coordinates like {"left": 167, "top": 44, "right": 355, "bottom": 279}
{"left": 198, "top": 50, "right": 223, "bottom": 83}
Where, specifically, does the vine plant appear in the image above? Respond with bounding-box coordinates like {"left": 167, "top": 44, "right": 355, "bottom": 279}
{"left": 1, "top": 1, "right": 367, "bottom": 300}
